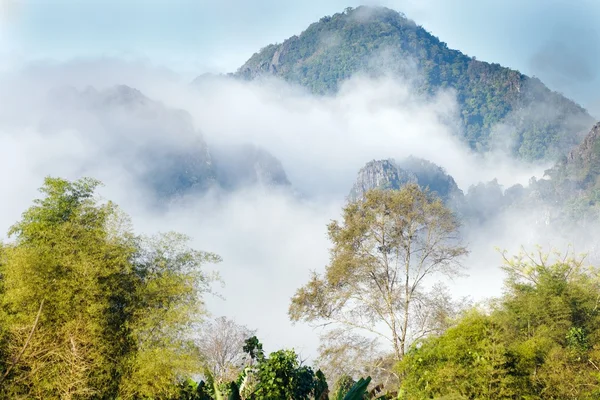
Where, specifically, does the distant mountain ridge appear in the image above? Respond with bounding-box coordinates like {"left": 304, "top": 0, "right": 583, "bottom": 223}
{"left": 349, "top": 122, "right": 600, "bottom": 226}
{"left": 348, "top": 157, "right": 539, "bottom": 225}
{"left": 44, "top": 85, "right": 290, "bottom": 199}
{"left": 233, "top": 6, "right": 594, "bottom": 161}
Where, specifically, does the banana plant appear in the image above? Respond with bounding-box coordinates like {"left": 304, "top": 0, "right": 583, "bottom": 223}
{"left": 199, "top": 369, "right": 242, "bottom": 400}
{"left": 339, "top": 377, "right": 371, "bottom": 400}
{"left": 335, "top": 376, "right": 395, "bottom": 400}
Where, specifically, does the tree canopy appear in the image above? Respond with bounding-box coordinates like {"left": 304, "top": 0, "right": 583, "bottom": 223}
{"left": 290, "top": 185, "right": 468, "bottom": 363}
{"left": 0, "top": 177, "right": 220, "bottom": 399}
{"left": 398, "top": 250, "right": 600, "bottom": 399}
{"left": 4, "top": 177, "right": 600, "bottom": 399}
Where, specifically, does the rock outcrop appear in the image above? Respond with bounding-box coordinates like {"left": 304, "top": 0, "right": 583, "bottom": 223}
{"left": 348, "top": 157, "right": 462, "bottom": 203}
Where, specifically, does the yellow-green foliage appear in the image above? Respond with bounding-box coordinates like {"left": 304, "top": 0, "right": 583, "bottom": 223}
{"left": 398, "top": 251, "right": 600, "bottom": 399}
{"left": 290, "top": 185, "right": 467, "bottom": 362}
{"left": 0, "top": 177, "right": 220, "bottom": 399}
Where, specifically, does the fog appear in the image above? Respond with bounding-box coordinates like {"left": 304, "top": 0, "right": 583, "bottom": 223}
{"left": 0, "top": 58, "right": 592, "bottom": 357}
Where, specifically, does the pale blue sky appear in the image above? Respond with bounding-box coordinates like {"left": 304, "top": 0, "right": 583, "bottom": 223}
{"left": 2, "top": 0, "right": 599, "bottom": 115}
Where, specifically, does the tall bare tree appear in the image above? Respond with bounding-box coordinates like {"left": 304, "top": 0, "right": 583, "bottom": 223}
{"left": 315, "top": 329, "right": 398, "bottom": 388}
{"left": 289, "top": 185, "right": 468, "bottom": 361}
{"left": 198, "top": 316, "right": 255, "bottom": 383}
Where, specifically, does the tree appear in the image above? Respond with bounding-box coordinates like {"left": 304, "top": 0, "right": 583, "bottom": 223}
{"left": 398, "top": 249, "right": 600, "bottom": 399}
{"left": 118, "top": 232, "right": 221, "bottom": 399}
{"left": 197, "top": 317, "right": 256, "bottom": 383}
{"left": 236, "top": 336, "right": 327, "bottom": 400}
{"left": 398, "top": 310, "right": 512, "bottom": 399}
{"left": 315, "top": 329, "right": 397, "bottom": 390}
{"left": 289, "top": 185, "right": 467, "bottom": 361}
{"left": 0, "top": 242, "right": 9, "bottom": 383}
{"left": 0, "top": 177, "right": 132, "bottom": 398}
{"left": 0, "top": 177, "right": 220, "bottom": 398}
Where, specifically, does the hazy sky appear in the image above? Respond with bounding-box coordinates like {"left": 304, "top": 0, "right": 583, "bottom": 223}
{"left": 1, "top": 0, "right": 599, "bottom": 115}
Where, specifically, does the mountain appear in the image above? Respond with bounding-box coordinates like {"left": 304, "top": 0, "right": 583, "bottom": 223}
{"left": 541, "top": 122, "right": 600, "bottom": 221}
{"left": 349, "top": 159, "right": 417, "bottom": 201}
{"left": 211, "top": 144, "right": 290, "bottom": 190}
{"left": 234, "top": 6, "right": 594, "bottom": 161}
{"left": 550, "top": 122, "right": 600, "bottom": 190}
{"left": 44, "top": 85, "right": 290, "bottom": 198}
{"left": 349, "top": 157, "right": 462, "bottom": 204}
{"left": 347, "top": 157, "right": 558, "bottom": 225}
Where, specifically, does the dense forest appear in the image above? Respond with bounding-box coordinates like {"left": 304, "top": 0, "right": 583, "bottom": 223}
{"left": 235, "top": 6, "right": 594, "bottom": 161}
{"left": 1, "top": 177, "right": 599, "bottom": 399}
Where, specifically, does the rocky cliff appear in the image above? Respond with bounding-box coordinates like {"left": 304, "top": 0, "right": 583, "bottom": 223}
{"left": 348, "top": 157, "right": 462, "bottom": 203}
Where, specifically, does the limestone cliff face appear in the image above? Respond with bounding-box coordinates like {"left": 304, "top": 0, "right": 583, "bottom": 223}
{"left": 565, "top": 122, "right": 600, "bottom": 184}
{"left": 348, "top": 159, "right": 417, "bottom": 201}
{"left": 348, "top": 157, "right": 462, "bottom": 203}
{"left": 396, "top": 157, "right": 464, "bottom": 202}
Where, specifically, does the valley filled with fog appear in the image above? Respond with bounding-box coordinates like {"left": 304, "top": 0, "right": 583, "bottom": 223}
{"left": 0, "top": 59, "right": 593, "bottom": 357}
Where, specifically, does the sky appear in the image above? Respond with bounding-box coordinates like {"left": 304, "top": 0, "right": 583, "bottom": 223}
{"left": 0, "top": 0, "right": 599, "bottom": 358}
{"left": 1, "top": 0, "right": 600, "bottom": 115}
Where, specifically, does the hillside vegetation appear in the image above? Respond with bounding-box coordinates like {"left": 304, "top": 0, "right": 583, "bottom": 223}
{"left": 236, "top": 6, "right": 594, "bottom": 160}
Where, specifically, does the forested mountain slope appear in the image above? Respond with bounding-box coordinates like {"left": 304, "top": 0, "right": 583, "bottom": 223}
{"left": 235, "top": 6, "right": 594, "bottom": 160}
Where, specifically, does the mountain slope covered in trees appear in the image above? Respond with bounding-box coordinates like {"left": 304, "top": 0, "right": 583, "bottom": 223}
{"left": 45, "top": 85, "right": 290, "bottom": 199}
{"left": 348, "top": 122, "right": 600, "bottom": 228}
{"left": 235, "top": 6, "right": 594, "bottom": 160}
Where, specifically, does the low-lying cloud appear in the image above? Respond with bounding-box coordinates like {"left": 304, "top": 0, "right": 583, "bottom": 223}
{"left": 0, "top": 57, "right": 589, "bottom": 357}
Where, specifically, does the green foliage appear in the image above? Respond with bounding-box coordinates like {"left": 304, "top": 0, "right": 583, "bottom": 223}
{"left": 398, "top": 251, "right": 600, "bottom": 399}
{"left": 242, "top": 336, "right": 265, "bottom": 362}
{"left": 11, "top": 176, "right": 600, "bottom": 400}
{"left": 181, "top": 337, "right": 332, "bottom": 400}
{"left": 398, "top": 311, "right": 512, "bottom": 399}
{"left": 0, "top": 177, "right": 220, "bottom": 399}
{"left": 290, "top": 185, "right": 467, "bottom": 361}
{"left": 333, "top": 374, "right": 357, "bottom": 400}
{"left": 252, "top": 349, "right": 314, "bottom": 399}
{"left": 236, "top": 6, "right": 592, "bottom": 160}
{"left": 175, "top": 379, "right": 213, "bottom": 400}
{"left": 239, "top": 337, "right": 327, "bottom": 400}
{"left": 342, "top": 376, "right": 370, "bottom": 400}
{"left": 541, "top": 123, "right": 600, "bottom": 224}
{"left": 314, "top": 369, "right": 329, "bottom": 400}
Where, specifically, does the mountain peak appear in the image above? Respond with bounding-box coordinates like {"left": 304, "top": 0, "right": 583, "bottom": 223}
{"left": 349, "top": 159, "right": 417, "bottom": 202}
{"left": 232, "top": 5, "right": 593, "bottom": 161}
{"left": 348, "top": 157, "right": 464, "bottom": 204}
{"left": 101, "top": 85, "right": 148, "bottom": 106}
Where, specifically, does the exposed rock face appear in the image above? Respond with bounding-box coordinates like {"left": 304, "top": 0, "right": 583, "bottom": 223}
{"left": 396, "top": 157, "right": 464, "bottom": 202}
{"left": 348, "top": 159, "right": 417, "bottom": 201}
{"left": 348, "top": 157, "right": 462, "bottom": 203}
{"left": 563, "top": 122, "right": 600, "bottom": 185}
{"left": 346, "top": 122, "right": 600, "bottom": 227}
